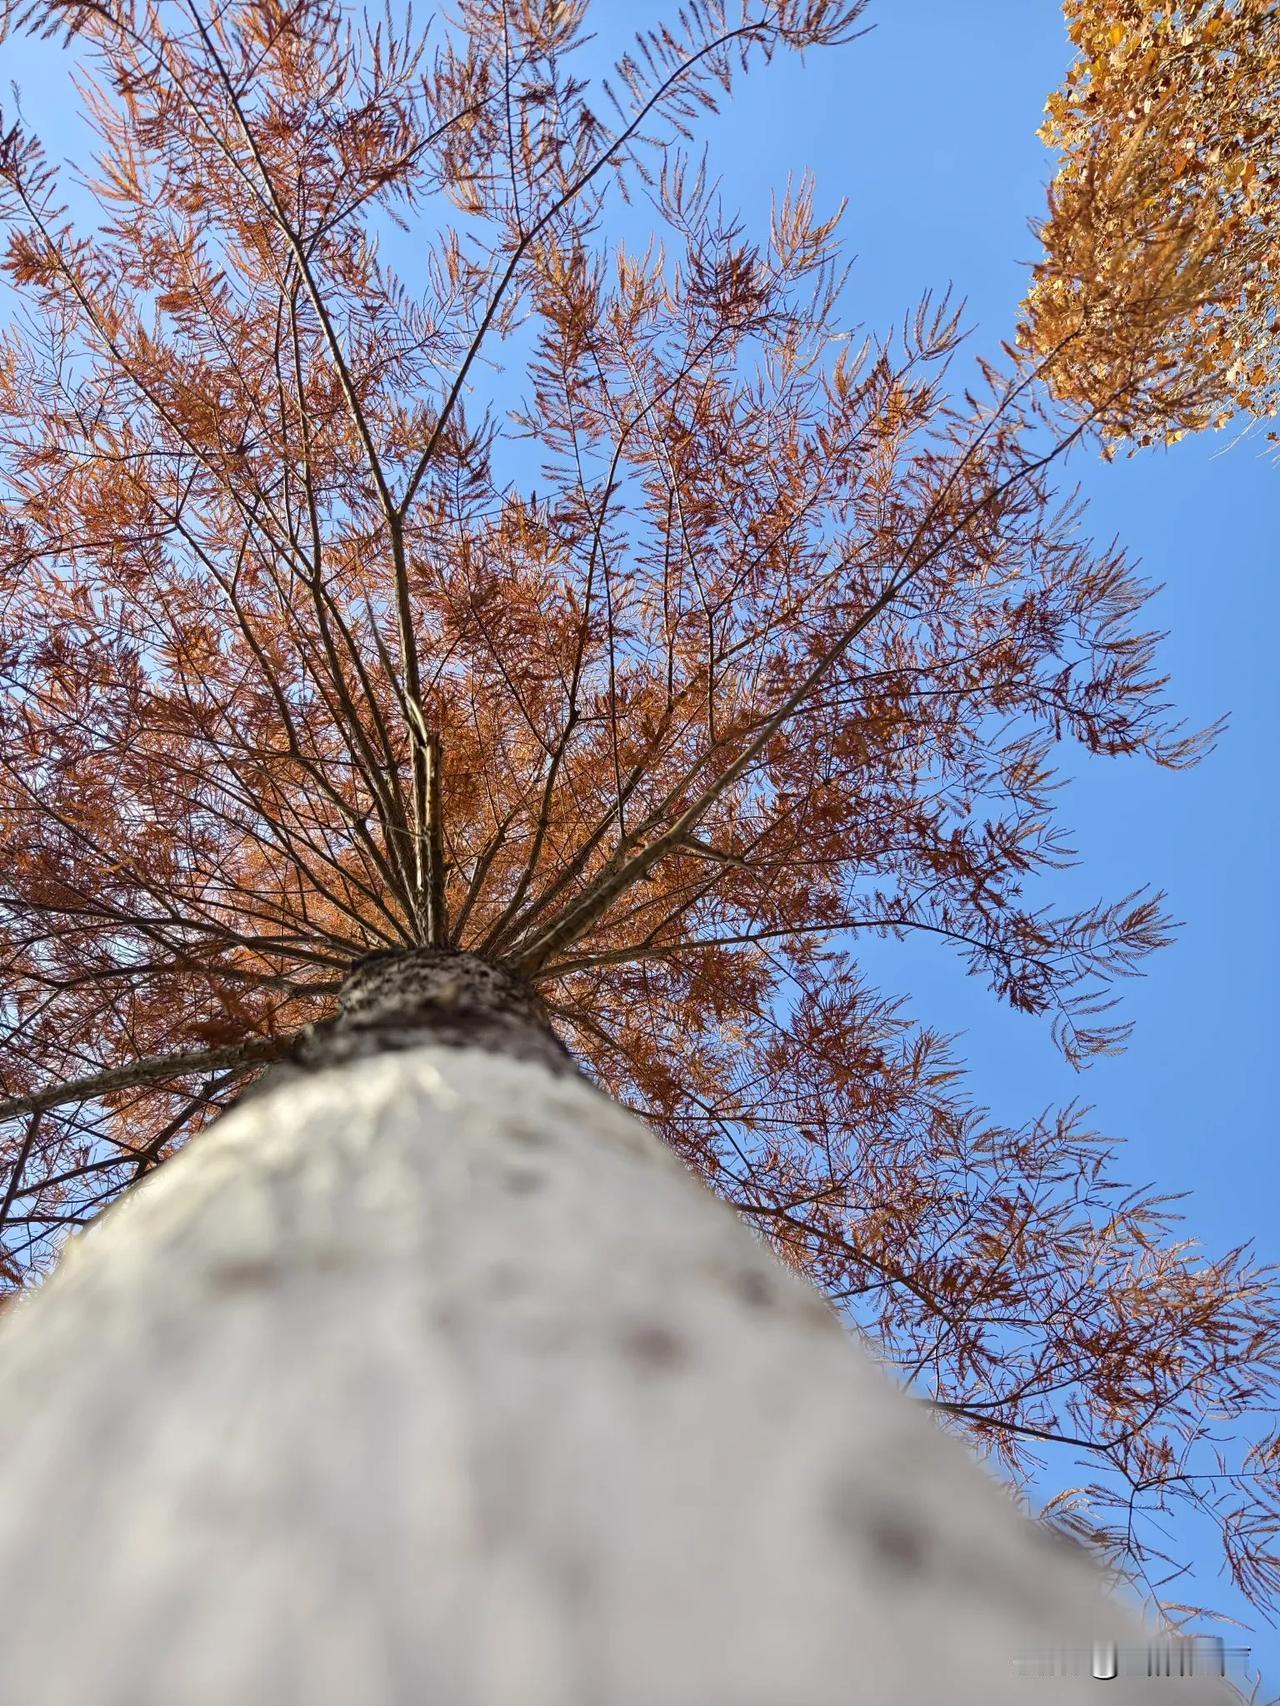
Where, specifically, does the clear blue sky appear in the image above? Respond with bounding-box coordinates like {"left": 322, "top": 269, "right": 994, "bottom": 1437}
{"left": 3, "top": 0, "right": 1276, "bottom": 1691}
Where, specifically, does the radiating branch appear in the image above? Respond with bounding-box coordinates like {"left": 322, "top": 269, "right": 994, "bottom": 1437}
{"left": 0, "top": 1036, "right": 292, "bottom": 1125}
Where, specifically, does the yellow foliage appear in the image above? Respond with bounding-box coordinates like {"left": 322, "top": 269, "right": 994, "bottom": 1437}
{"left": 1023, "top": 0, "right": 1280, "bottom": 447}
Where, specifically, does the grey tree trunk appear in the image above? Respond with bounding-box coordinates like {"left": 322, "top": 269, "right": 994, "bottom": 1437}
{"left": 0, "top": 953, "right": 1235, "bottom": 1703}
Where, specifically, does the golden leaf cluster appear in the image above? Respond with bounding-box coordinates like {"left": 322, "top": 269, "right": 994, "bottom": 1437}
{"left": 1023, "top": 0, "right": 1280, "bottom": 445}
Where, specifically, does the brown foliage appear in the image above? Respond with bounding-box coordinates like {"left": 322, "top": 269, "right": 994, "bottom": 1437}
{"left": 1023, "top": 0, "right": 1280, "bottom": 447}
{"left": 0, "top": 0, "right": 1276, "bottom": 1621}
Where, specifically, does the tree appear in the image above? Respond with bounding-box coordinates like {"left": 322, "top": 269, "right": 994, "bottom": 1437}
{"left": 0, "top": 0, "right": 1275, "bottom": 1662}
{"left": 1023, "top": 0, "right": 1280, "bottom": 448}
{"left": 0, "top": 949, "right": 1212, "bottom": 1704}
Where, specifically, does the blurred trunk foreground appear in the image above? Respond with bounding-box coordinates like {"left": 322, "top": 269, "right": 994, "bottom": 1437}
{"left": 0, "top": 950, "right": 1225, "bottom": 1704}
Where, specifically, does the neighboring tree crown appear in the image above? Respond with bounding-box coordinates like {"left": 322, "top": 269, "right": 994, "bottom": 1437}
{"left": 1023, "top": 0, "right": 1280, "bottom": 448}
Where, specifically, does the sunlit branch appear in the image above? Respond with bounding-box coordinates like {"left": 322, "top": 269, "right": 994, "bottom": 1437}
{"left": 0, "top": 1033, "right": 290, "bottom": 1124}
{"left": 510, "top": 393, "right": 1104, "bottom": 975}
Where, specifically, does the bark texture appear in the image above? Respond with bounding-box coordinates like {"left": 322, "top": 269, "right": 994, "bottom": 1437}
{"left": 251, "top": 947, "right": 577, "bottom": 1092}
{"left": 0, "top": 1034, "right": 1235, "bottom": 1704}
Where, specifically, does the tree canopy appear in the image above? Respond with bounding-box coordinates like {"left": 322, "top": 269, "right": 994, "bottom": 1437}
{"left": 1023, "top": 0, "right": 1280, "bottom": 446}
{"left": 0, "top": 0, "right": 1276, "bottom": 1622}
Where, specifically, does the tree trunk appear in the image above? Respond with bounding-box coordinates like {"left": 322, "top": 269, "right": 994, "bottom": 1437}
{"left": 0, "top": 954, "right": 1231, "bottom": 1703}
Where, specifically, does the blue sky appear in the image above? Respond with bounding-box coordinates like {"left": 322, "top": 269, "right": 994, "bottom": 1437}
{"left": 2, "top": 0, "right": 1276, "bottom": 1691}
